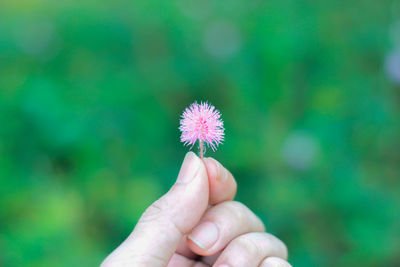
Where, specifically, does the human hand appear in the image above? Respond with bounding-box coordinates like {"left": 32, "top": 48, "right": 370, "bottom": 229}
{"left": 101, "top": 152, "right": 290, "bottom": 267}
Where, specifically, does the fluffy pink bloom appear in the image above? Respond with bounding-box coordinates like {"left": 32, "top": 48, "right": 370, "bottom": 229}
{"left": 179, "top": 101, "right": 224, "bottom": 151}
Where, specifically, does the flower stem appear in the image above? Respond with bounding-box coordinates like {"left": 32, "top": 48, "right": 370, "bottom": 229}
{"left": 200, "top": 140, "right": 204, "bottom": 160}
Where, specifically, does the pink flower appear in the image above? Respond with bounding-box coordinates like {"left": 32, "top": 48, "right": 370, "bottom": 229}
{"left": 179, "top": 101, "right": 224, "bottom": 152}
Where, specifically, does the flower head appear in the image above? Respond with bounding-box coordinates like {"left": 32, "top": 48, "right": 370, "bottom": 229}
{"left": 179, "top": 101, "right": 224, "bottom": 151}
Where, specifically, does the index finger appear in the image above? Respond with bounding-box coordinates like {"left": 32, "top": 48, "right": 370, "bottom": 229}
{"left": 203, "top": 157, "right": 237, "bottom": 205}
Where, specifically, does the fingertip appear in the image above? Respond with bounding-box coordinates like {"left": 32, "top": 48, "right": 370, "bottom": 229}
{"left": 204, "top": 157, "right": 230, "bottom": 182}
{"left": 204, "top": 157, "right": 237, "bottom": 205}
{"left": 176, "top": 152, "right": 202, "bottom": 184}
{"left": 203, "top": 157, "right": 218, "bottom": 181}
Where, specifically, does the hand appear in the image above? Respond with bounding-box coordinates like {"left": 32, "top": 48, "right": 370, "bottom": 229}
{"left": 101, "top": 152, "right": 290, "bottom": 267}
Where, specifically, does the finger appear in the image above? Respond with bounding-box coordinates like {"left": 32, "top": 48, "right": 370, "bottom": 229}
{"left": 201, "top": 252, "right": 220, "bottom": 265}
{"left": 167, "top": 254, "right": 209, "bottom": 267}
{"left": 213, "top": 232, "right": 288, "bottom": 267}
{"left": 176, "top": 235, "right": 197, "bottom": 259}
{"left": 260, "top": 256, "right": 292, "bottom": 267}
{"left": 176, "top": 158, "right": 237, "bottom": 259}
{"left": 101, "top": 152, "right": 209, "bottom": 267}
{"left": 203, "top": 157, "right": 237, "bottom": 205}
{"left": 187, "top": 201, "right": 265, "bottom": 256}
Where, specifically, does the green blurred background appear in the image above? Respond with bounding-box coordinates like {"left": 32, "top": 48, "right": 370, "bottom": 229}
{"left": 1, "top": 0, "right": 400, "bottom": 266}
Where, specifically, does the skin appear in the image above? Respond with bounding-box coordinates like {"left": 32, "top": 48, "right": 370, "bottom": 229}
{"left": 102, "top": 152, "right": 291, "bottom": 267}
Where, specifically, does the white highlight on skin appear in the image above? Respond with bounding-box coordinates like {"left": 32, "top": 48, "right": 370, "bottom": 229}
{"left": 188, "top": 235, "right": 207, "bottom": 250}
{"left": 176, "top": 152, "right": 201, "bottom": 184}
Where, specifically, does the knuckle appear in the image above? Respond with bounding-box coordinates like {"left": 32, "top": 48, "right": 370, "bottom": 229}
{"left": 262, "top": 257, "right": 292, "bottom": 267}
{"left": 224, "top": 201, "right": 248, "bottom": 217}
{"left": 221, "top": 201, "right": 265, "bottom": 231}
{"left": 279, "top": 240, "right": 289, "bottom": 260}
{"left": 223, "top": 201, "right": 247, "bottom": 226}
{"left": 231, "top": 174, "right": 237, "bottom": 191}
{"left": 233, "top": 233, "right": 264, "bottom": 256}
{"left": 139, "top": 199, "right": 185, "bottom": 237}
{"left": 263, "top": 233, "right": 289, "bottom": 260}
{"left": 240, "top": 233, "right": 288, "bottom": 257}
{"left": 140, "top": 200, "right": 165, "bottom": 224}
{"left": 226, "top": 233, "right": 289, "bottom": 263}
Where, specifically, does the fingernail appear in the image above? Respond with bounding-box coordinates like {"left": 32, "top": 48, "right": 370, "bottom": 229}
{"left": 176, "top": 152, "right": 201, "bottom": 184}
{"left": 219, "top": 165, "right": 228, "bottom": 182}
{"left": 204, "top": 157, "right": 218, "bottom": 180}
{"left": 212, "top": 158, "right": 227, "bottom": 182}
{"left": 188, "top": 221, "right": 219, "bottom": 250}
{"left": 205, "top": 158, "right": 228, "bottom": 182}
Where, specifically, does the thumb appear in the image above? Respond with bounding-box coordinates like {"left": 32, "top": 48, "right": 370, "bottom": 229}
{"left": 102, "top": 152, "right": 209, "bottom": 267}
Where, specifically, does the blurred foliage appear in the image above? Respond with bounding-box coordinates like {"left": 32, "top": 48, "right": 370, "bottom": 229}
{"left": 1, "top": 0, "right": 400, "bottom": 266}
